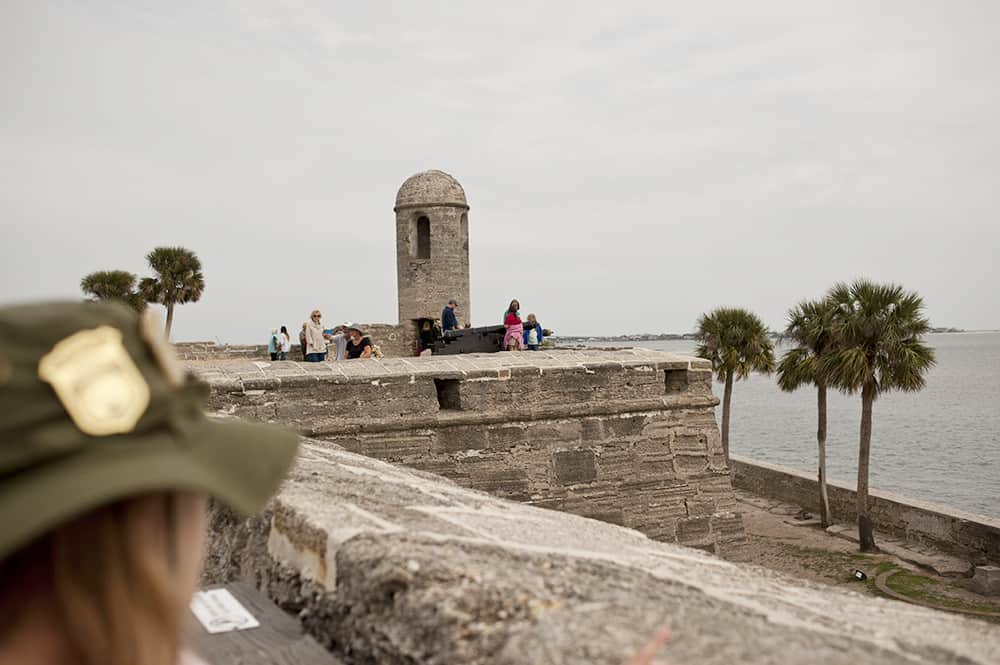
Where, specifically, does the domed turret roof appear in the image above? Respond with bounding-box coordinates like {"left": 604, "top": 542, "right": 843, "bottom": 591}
{"left": 395, "top": 170, "right": 468, "bottom": 210}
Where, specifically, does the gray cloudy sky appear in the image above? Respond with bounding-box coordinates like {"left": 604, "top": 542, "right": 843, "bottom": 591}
{"left": 3, "top": 1, "right": 998, "bottom": 341}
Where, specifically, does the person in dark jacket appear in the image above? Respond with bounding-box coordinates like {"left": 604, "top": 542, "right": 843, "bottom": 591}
{"left": 441, "top": 299, "right": 459, "bottom": 334}
{"left": 418, "top": 319, "right": 441, "bottom": 355}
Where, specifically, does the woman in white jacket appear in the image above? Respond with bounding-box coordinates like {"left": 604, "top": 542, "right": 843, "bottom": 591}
{"left": 304, "top": 309, "right": 328, "bottom": 362}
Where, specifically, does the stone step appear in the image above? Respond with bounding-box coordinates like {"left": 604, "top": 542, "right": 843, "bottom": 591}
{"left": 825, "top": 524, "right": 972, "bottom": 578}
{"left": 782, "top": 516, "right": 823, "bottom": 527}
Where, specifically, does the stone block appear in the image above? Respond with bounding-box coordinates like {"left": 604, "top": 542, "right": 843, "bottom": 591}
{"left": 488, "top": 425, "right": 527, "bottom": 449}
{"left": 580, "top": 418, "right": 604, "bottom": 441}
{"left": 553, "top": 449, "right": 598, "bottom": 485}
{"left": 628, "top": 500, "right": 687, "bottom": 540}
{"left": 686, "top": 369, "right": 714, "bottom": 395}
{"left": 711, "top": 513, "right": 749, "bottom": 559}
{"left": 677, "top": 516, "right": 712, "bottom": 544}
{"left": 971, "top": 565, "right": 1000, "bottom": 596}
{"left": 640, "top": 419, "right": 673, "bottom": 441}
{"left": 527, "top": 496, "right": 566, "bottom": 511}
{"left": 619, "top": 479, "right": 695, "bottom": 502}
{"left": 705, "top": 429, "right": 724, "bottom": 454}
{"left": 673, "top": 454, "right": 708, "bottom": 475}
{"left": 635, "top": 451, "right": 676, "bottom": 481}
{"left": 685, "top": 497, "right": 717, "bottom": 517}
{"left": 460, "top": 461, "right": 531, "bottom": 501}
{"left": 353, "top": 434, "right": 432, "bottom": 462}
{"left": 708, "top": 453, "right": 729, "bottom": 471}
{"left": 671, "top": 431, "right": 709, "bottom": 454}
{"left": 524, "top": 421, "right": 582, "bottom": 447}
{"left": 578, "top": 507, "right": 626, "bottom": 526}
{"left": 594, "top": 450, "right": 635, "bottom": 481}
{"left": 434, "top": 425, "right": 489, "bottom": 453}
{"left": 601, "top": 415, "right": 648, "bottom": 440}
{"left": 407, "top": 460, "right": 470, "bottom": 483}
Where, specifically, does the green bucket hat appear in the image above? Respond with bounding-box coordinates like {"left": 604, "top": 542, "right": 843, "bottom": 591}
{"left": 0, "top": 300, "right": 300, "bottom": 559}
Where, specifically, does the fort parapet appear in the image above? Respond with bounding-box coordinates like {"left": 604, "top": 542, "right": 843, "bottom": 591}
{"left": 204, "top": 439, "right": 1000, "bottom": 664}
{"left": 191, "top": 349, "right": 747, "bottom": 556}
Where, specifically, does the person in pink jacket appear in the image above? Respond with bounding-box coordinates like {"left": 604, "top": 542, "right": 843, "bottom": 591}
{"left": 503, "top": 299, "right": 524, "bottom": 351}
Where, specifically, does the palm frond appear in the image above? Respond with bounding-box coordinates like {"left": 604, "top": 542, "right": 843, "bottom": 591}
{"left": 694, "top": 307, "right": 775, "bottom": 383}
{"left": 821, "top": 279, "right": 934, "bottom": 397}
{"left": 80, "top": 270, "right": 145, "bottom": 312}
{"left": 142, "top": 246, "right": 205, "bottom": 307}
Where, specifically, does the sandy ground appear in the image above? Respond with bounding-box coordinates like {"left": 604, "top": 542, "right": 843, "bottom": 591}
{"left": 722, "top": 490, "right": 1000, "bottom": 625}
{"left": 726, "top": 490, "right": 871, "bottom": 589}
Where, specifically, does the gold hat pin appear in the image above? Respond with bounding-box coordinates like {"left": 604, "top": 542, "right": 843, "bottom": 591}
{"left": 38, "top": 326, "right": 151, "bottom": 437}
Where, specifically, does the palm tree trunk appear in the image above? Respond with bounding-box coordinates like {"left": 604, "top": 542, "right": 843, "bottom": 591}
{"left": 721, "top": 370, "right": 734, "bottom": 463}
{"left": 857, "top": 381, "right": 877, "bottom": 552}
{"left": 817, "top": 381, "right": 832, "bottom": 528}
{"left": 165, "top": 303, "right": 174, "bottom": 339}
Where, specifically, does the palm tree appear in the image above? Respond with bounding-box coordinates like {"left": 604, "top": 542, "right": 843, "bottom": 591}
{"left": 139, "top": 247, "right": 205, "bottom": 338}
{"left": 777, "top": 298, "right": 837, "bottom": 527}
{"left": 80, "top": 270, "right": 145, "bottom": 312}
{"left": 819, "top": 279, "right": 935, "bottom": 552}
{"left": 694, "top": 307, "right": 776, "bottom": 463}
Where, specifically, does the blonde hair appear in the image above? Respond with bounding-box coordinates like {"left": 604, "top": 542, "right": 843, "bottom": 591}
{"left": 0, "top": 495, "right": 185, "bottom": 665}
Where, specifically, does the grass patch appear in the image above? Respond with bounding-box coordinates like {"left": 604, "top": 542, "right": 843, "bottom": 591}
{"left": 866, "top": 563, "right": 1000, "bottom": 620}
{"left": 762, "top": 541, "right": 880, "bottom": 586}
{"left": 873, "top": 561, "right": 897, "bottom": 575}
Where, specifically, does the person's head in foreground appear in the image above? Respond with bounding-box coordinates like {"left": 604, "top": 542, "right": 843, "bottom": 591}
{"left": 0, "top": 301, "right": 299, "bottom": 665}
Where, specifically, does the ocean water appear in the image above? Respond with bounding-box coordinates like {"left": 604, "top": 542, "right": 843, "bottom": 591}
{"left": 587, "top": 333, "right": 1000, "bottom": 518}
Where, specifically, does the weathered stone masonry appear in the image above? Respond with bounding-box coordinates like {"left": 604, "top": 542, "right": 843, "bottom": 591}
{"left": 204, "top": 442, "right": 1000, "bottom": 665}
{"left": 193, "top": 349, "right": 747, "bottom": 556}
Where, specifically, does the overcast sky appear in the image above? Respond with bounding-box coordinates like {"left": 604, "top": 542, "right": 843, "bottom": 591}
{"left": 3, "top": 1, "right": 998, "bottom": 341}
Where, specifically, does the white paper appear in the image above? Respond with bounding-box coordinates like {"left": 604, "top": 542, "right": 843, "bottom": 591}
{"left": 190, "top": 589, "right": 260, "bottom": 634}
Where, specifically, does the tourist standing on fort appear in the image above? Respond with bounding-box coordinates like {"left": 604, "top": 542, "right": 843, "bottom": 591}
{"left": 344, "top": 324, "right": 373, "bottom": 359}
{"left": 0, "top": 301, "right": 298, "bottom": 665}
{"left": 330, "top": 324, "right": 349, "bottom": 361}
{"left": 304, "top": 309, "right": 328, "bottom": 362}
{"left": 267, "top": 328, "right": 280, "bottom": 361}
{"left": 298, "top": 323, "right": 308, "bottom": 360}
{"left": 503, "top": 300, "right": 524, "bottom": 351}
{"left": 441, "top": 299, "right": 459, "bottom": 335}
{"left": 279, "top": 325, "right": 291, "bottom": 360}
{"left": 523, "top": 313, "right": 544, "bottom": 351}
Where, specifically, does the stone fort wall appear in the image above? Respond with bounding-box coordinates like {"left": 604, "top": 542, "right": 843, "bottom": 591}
{"left": 192, "top": 349, "right": 747, "bottom": 557}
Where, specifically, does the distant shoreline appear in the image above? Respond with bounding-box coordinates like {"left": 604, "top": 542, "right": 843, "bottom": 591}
{"left": 555, "top": 327, "right": 984, "bottom": 343}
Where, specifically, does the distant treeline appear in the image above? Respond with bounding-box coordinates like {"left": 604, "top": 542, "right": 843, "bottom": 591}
{"left": 557, "top": 327, "right": 966, "bottom": 342}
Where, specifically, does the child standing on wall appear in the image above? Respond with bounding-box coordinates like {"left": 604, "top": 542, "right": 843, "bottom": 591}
{"left": 503, "top": 299, "right": 523, "bottom": 351}
{"left": 523, "top": 313, "right": 544, "bottom": 350}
